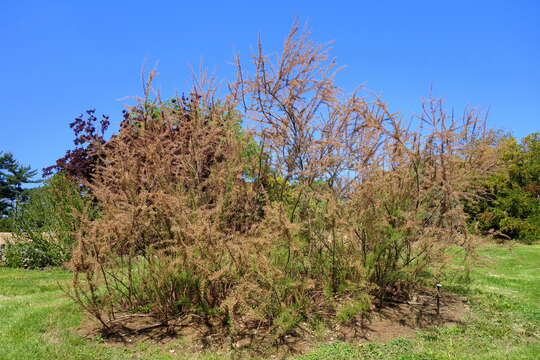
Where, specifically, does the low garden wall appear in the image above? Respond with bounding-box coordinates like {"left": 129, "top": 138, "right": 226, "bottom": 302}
{"left": 0, "top": 233, "right": 14, "bottom": 245}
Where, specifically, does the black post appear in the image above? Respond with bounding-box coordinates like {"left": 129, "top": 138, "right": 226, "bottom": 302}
{"left": 436, "top": 283, "right": 442, "bottom": 316}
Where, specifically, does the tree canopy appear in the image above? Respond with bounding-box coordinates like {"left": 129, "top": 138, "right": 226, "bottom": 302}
{"left": 0, "top": 152, "right": 37, "bottom": 230}
{"left": 465, "top": 132, "right": 540, "bottom": 242}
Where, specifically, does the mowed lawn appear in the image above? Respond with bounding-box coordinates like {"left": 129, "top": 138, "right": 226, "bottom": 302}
{"left": 0, "top": 244, "right": 539, "bottom": 360}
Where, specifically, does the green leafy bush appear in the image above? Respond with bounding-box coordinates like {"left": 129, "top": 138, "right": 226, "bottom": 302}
{"left": 2, "top": 241, "right": 53, "bottom": 269}
{"left": 465, "top": 133, "right": 540, "bottom": 243}
{"left": 6, "top": 173, "right": 91, "bottom": 267}
{"left": 0, "top": 217, "right": 12, "bottom": 232}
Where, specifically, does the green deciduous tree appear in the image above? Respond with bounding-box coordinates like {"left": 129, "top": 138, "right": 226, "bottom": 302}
{"left": 465, "top": 133, "right": 540, "bottom": 242}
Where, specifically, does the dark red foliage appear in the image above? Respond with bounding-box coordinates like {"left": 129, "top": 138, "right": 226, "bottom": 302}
{"left": 45, "top": 92, "right": 236, "bottom": 189}
{"left": 43, "top": 110, "right": 111, "bottom": 183}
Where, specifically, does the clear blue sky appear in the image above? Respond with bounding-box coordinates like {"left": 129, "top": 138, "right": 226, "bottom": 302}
{"left": 1, "top": 0, "right": 538, "bottom": 176}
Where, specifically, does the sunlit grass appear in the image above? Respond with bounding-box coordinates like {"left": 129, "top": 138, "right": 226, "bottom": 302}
{"left": 294, "top": 243, "right": 540, "bottom": 360}
{"left": 0, "top": 243, "right": 538, "bottom": 359}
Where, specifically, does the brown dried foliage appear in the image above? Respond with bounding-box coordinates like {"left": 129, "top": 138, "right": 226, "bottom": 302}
{"left": 69, "top": 23, "right": 498, "bottom": 343}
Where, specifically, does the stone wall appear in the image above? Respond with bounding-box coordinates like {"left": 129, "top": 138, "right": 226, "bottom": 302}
{"left": 0, "top": 232, "right": 14, "bottom": 245}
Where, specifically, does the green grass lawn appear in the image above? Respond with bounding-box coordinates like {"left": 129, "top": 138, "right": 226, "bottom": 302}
{"left": 1, "top": 243, "right": 539, "bottom": 360}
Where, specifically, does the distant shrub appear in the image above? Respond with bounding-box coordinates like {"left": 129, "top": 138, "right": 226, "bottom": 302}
{"left": 7, "top": 173, "right": 91, "bottom": 267}
{"left": 0, "top": 217, "right": 11, "bottom": 232}
{"left": 2, "top": 240, "right": 52, "bottom": 269}
{"left": 465, "top": 133, "right": 540, "bottom": 243}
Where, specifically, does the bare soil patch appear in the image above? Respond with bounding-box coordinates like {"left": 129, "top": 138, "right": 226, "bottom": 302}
{"left": 76, "top": 289, "right": 468, "bottom": 359}
{"left": 339, "top": 291, "right": 468, "bottom": 343}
